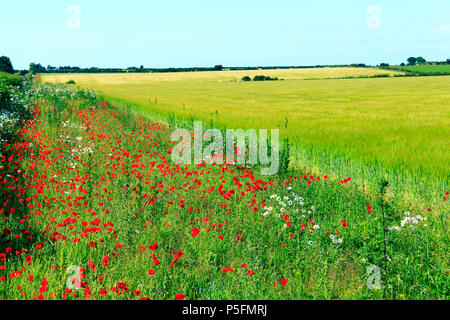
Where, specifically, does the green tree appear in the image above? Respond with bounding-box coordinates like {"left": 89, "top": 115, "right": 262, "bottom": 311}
{"left": 0, "top": 56, "right": 14, "bottom": 74}
{"left": 416, "top": 57, "right": 426, "bottom": 64}
{"left": 29, "top": 63, "right": 46, "bottom": 74}
{"left": 407, "top": 57, "right": 417, "bottom": 66}
{"left": 214, "top": 65, "right": 223, "bottom": 71}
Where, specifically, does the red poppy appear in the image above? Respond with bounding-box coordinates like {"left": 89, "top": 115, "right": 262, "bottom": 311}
{"left": 176, "top": 293, "right": 186, "bottom": 300}
{"left": 191, "top": 227, "right": 200, "bottom": 237}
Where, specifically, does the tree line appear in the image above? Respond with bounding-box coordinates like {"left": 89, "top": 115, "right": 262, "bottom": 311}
{"left": 1, "top": 55, "right": 450, "bottom": 76}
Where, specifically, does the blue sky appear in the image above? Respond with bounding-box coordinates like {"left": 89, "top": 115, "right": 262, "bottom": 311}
{"left": 2, "top": 0, "right": 450, "bottom": 69}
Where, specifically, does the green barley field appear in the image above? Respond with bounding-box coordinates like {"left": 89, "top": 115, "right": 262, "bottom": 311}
{"left": 43, "top": 68, "right": 450, "bottom": 206}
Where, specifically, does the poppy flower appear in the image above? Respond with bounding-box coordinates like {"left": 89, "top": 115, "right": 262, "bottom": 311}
{"left": 176, "top": 293, "right": 186, "bottom": 300}
{"left": 191, "top": 227, "right": 200, "bottom": 237}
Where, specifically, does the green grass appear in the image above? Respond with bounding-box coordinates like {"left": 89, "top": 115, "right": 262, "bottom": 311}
{"left": 42, "top": 70, "right": 450, "bottom": 208}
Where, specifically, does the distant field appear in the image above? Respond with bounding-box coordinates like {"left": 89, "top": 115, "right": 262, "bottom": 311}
{"left": 43, "top": 67, "right": 400, "bottom": 83}
{"left": 388, "top": 64, "right": 450, "bottom": 75}
{"left": 42, "top": 68, "right": 450, "bottom": 204}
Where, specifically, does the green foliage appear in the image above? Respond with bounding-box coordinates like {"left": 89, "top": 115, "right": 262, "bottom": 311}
{"left": 0, "top": 56, "right": 14, "bottom": 74}
{"left": 253, "top": 75, "right": 279, "bottom": 81}
{"left": 416, "top": 57, "right": 426, "bottom": 64}
{"left": 29, "top": 62, "right": 46, "bottom": 74}
{"left": 407, "top": 57, "right": 417, "bottom": 66}
{"left": 241, "top": 76, "right": 251, "bottom": 82}
{"left": 279, "top": 138, "right": 291, "bottom": 175}
{"left": 0, "top": 72, "right": 24, "bottom": 110}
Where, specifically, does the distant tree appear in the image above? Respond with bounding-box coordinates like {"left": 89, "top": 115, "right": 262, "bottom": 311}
{"left": 252, "top": 75, "right": 279, "bottom": 81}
{"left": 400, "top": 63, "right": 406, "bottom": 66}
{"left": 407, "top": 57, "right": 417, "bottom": 66}
{"left": 0, "top": 56, "right": 14, "bottom": 74}
{"left": 350, "top": 63, "right": 367, "bottom": 68}
{"left": 47, "top": 65, "right": 57, "bottom": 72}
{"left": 416, "top": 57, "right": 426, "bottom": 64}
{"left": 214, "top": 65, "right": 223, "bottom": 71}
{"left": 29, "top": 63, "right": 46, "bottom": 74}
{"left": 241, "top": 76, "right": 251, "bottom": 81}
{"left": 446, "top": 59, "right": 450, "bottom": 64}
{"left": 379, "top": 63, "right": 390, "bottom": 67}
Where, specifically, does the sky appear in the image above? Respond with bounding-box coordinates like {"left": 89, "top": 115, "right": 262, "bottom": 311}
{"left": 1, "top": 0, "right": 450, "bottom": 70}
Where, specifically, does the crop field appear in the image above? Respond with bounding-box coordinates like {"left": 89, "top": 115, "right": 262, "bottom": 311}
{"left": 42, "top": 68, "right": 450, "bottom": 205}
{"left": 387, "top": 64, "right": 450, "bottom": 75}
{"left": 0, "top": 68, "right": 448, "bottom": 301}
